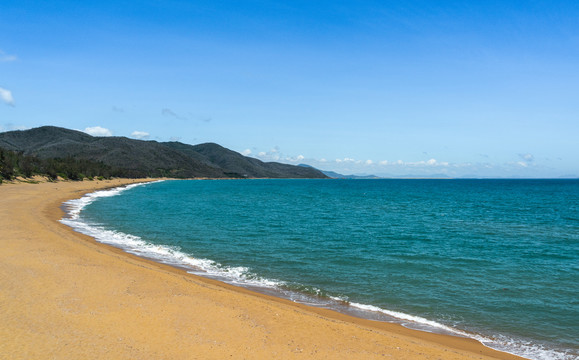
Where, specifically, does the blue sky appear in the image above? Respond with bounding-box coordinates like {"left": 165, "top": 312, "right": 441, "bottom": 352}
{"left": 1, "top": 1, "right": 578, "bottom": 177}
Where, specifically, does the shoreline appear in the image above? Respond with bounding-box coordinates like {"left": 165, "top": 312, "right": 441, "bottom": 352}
{"left": 1, "top": 179, "right": 527, "bottom": 359}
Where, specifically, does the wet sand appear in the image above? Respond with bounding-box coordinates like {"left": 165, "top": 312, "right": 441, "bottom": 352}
{"left": 0, "top": 179, "right": 527, "bottom": 359}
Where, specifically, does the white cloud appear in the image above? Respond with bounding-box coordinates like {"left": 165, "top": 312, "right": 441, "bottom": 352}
{"left": 519, "top": 153, "right": 534, "bottom": 162}
{"left": 304, "top": 152, "right": 556, "bottom": 178}
{"left": 334, "top": 157, "right": 361, "bottom": 164}
{"left": 375, "top": 158, "right": 451, "bottom": 167}
{"left": 84, "top": 126, "right": 112, "bottom": 137}
{"left": 131, "top": 131, "right": 150, "bottom": 140}
{"left": 0, "top": 87, "right": 14, "bottom": 106}
{"left": 0, "top": 50, "right": 17, "bottom": 62}
{"left": 285, "top": 154, "right": 306, "bottom": 163}
{"left": 255, "top": 147, "right": 282, "bottom": 161}
{"left": 250, "top": 146, "right": 314, "bottom": 163}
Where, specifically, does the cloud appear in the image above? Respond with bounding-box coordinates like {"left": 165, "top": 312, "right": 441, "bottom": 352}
{"left": 365, "top": 160, "right": 373, "bottom": 165}
{"left": 84, "top": 126, "right": 112, "bottom": 136}
{"left": 241, "top": 149, "right": 252, "bottom": 156}
{"left": 285, "top": 154, "right": 306, "bottom": 162}
{"left": 112, "top": 106, "right": 125, "bottom": 113}
{"left": 0, "top": 87, "right": 14, "bottom": 106}
{"left": 169, "top": 136, "right": 182, "bottom": 142}
{"left": 376, "top": 158, "right": 450, "bottom": 167}
{"left": 0, "top": 50, "right": 17, "bottom": 62}
{"left": 162, "top": 108, "right": 189, "bottom": 121}
{"left": 513, "top": 154, "right": 535, "bottom": 169}
{"left": 518, "top": 153, "right": 534, "bottom": 162}
{"left": 304, "top": 153, "right": 556, "bottom": 178}
{"left": 334, "top": 157, "right": 357, "bottom": 163}
{"left": 131, "top": 131, "right": 150, "bottom": 140}
{"left": 255, "top": 147, "right": 282, "bottom": 161}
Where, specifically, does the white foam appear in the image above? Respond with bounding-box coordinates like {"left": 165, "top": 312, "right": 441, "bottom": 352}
{"left": 62, "top": 181, "right": 162, "bottom": 220}
{"left": 344, "top": 301, "right": 575, "bottom": 360}
{"left": 60, "top": 180, "right": 286, "bottom": 291}
{"left": 61, "top": 217, "right": 286, "bottom": 290}
{"left": 487, "top": 335, "right": 577, "bottom": 360}
{"left": 349, "top": 301, "right": 473, "bottom": 337}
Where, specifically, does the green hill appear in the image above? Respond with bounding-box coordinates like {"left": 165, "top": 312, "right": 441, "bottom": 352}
{"left": 0, "top": 126, "right": 327, "bottom": 179}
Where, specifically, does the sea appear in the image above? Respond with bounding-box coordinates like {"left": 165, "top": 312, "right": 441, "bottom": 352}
{"left": 60, "top": 179, "right": 579, "bottom": 360}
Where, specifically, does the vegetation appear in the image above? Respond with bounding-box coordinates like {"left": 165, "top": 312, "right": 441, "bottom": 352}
{"left": 0, "top": 126, "right": 328, "bottom": 180}
{"left": 0, "top": 147, "right": 118, "bottom": 182}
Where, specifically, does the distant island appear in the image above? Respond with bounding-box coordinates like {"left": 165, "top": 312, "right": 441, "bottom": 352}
{"left": 0, "top": 126, "right": 327, "bottom": 182}
{"left": 297, "top": 164, "right": 380, "bottom": 179}
{"left": 298, "top": 164, "right": 455, "bottom": 179}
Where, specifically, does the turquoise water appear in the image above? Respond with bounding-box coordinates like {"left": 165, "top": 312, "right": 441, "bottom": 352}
{"left": 62, "top": 179, "right": 579, "bottom": 360}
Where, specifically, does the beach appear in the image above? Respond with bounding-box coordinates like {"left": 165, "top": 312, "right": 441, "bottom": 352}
{"left": 0, "top": 179, "right": 527, "bottom": 360}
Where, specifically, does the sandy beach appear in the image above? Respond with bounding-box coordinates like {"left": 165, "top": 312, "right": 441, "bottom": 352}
{"left": 0, "top": 179, "right": 527, "bottom": 360}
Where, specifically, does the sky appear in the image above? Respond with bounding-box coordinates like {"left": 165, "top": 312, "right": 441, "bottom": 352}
{"left": 1, "top": 0, "right": 578, "bottom": 178}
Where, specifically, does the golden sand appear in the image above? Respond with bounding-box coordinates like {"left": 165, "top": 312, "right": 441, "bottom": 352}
{"left": 0, "top": 179, "right": 527, "bottom": 359}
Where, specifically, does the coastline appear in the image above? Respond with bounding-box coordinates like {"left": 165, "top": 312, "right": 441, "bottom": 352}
{"left": 0, "top": 179, "right": 527, "bottom": 359}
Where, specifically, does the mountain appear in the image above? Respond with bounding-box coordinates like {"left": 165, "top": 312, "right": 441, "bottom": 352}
{"left": 298, "top": 164, "right": 380, "bottom": 179}
{"left": 164, "top": 142, "right": 326, "bottom": 178}
{"left": 321, "top": 170, "right": 381, "bottom": 179}
{"left": 0, "top": 126, "right": 327, "bottom": 179}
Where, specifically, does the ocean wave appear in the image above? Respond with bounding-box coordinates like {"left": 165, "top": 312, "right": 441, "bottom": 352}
{"left": 60, "top": 217, "right": 285, "bottom": 290}
{"left": 59, "top": 181, "right": 576, "bottom": 360}
{"left": 343, "top": 302, "right": 575, "bottom": 360}
{"left": 60, "top": 180, "right": 286, "bottom": 291}
{"left": 62, "top": 181, "right": 162, "bottom": 220}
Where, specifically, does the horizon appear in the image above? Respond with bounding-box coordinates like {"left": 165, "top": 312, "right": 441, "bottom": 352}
{"left": 3, "top": 125, "right": 577, "bottom": 180}
{"left": 1, "top": 1, "right": 578, "bottom": 178}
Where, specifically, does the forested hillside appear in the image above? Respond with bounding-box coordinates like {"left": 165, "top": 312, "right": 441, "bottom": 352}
{"left": 0, "top": 126, "right": 327, "bottom": 181}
